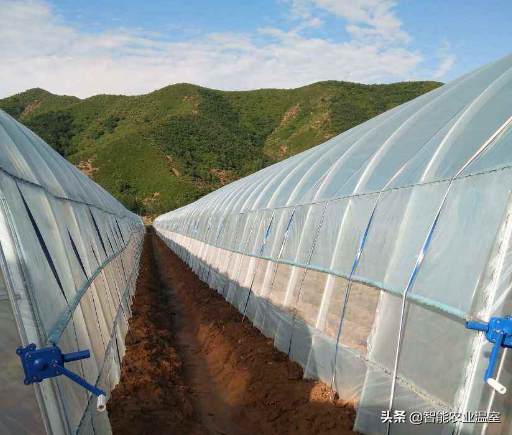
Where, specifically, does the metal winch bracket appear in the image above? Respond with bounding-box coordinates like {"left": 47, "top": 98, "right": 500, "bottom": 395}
{"left": 466, "top": 316, "right": 512, "bottom": 395}
{"left": 17, "top": 343, "right": 107, "bottom": 411}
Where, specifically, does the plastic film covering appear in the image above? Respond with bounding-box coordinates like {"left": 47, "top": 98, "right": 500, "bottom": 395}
{"left": 0, "top": 108, "right": 145, "bottom": 435}
{"left": 155, "top": 54, "right": 512, "bottom": 435}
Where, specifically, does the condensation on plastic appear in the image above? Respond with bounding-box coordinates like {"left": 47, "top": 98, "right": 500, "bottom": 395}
{"left": 0, "top": 108, "right": 144, "bottom": 435}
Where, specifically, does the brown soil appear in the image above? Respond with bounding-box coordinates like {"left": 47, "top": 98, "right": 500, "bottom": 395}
{"left": 21, "top": 100, "right": 41, "bottom": 118}
{"left": 108, "top": 229, "right": 359, "bottom": 435}
{"left": 108, "top": 228, "right": 202, "bottom": 434}
{"left": 142, "top": 192, "right": 161, "bottom": 206}
{"left": 75, "top": 157, "right": 99, "bottom": 178}
{"left": 165, "top": 155, "right": 181, "bottom": 177}
{"left": 281, "top": 104, "right": 300, "bottom": 125}
{"left": 210, "top": 168, "right": 236, "bottom": 186}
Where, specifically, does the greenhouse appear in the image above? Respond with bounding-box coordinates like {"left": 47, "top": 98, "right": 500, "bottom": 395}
{"left": 154, "top": 53, "right": 512, "bottom": 435}
{"left": 0, "top": 108, "right": 145, "bottom": 434}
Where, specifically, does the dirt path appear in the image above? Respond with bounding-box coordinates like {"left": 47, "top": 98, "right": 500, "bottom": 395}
{"left": 170, "top": 283, "right": 245, "bottom": 435}
{"left": 108, "top": 229, "right": 358, "bottom": 435}
{"left": 108, "top": 228, "right": 205, "bottom": 434}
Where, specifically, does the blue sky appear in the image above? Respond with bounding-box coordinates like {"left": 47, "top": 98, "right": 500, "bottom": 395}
{"left": 0, "top": 0, "right": 510, "bottom": 97}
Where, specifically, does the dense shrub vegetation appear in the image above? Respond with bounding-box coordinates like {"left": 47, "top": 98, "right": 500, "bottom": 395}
{"left": 25, "top": 111, "right": 83, "bottom": 156}
{"left": 0, "top": 80, "right": 442, "bottom": 218}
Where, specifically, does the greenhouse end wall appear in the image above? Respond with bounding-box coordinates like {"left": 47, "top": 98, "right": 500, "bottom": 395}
{"left": 154, "top": 53, "right": 512, "bottom": 435}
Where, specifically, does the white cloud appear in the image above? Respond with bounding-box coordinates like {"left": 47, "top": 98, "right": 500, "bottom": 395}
{"left": 434, "top": 55, "right": 455, "bottom": 79}
{"left": 284, "top": 0, "right": 411, "bottom": 44}
{"left": 433, "top": 39, "right": 456, "bottom": 79}
{"left": 0, "top": 0, "right": 425, "bottom": 98}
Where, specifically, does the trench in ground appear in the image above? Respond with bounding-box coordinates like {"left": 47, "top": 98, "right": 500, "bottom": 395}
{"left": 107, "top": 228, "right": 358, "bottom": 435}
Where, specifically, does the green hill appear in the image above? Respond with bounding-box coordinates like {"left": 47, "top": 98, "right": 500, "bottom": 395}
{"left": 0, "top": 81, "right": 442, "bottom": 219}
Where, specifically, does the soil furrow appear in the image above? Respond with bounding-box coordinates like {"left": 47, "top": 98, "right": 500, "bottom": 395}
{"left": 108, "top": 229, "right": 358, "bottom": 435}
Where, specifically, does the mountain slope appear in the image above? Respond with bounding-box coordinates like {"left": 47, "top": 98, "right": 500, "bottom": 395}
{"left": 0, "top": 81, "right": 442, "bottom": 218}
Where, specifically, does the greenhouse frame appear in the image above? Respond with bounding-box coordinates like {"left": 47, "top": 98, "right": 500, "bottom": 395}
{"left": 154, "top": 54, "right": 512, "bottom": 435}
{"left": 0, "top": 108, "right": 145, "bottom": 434}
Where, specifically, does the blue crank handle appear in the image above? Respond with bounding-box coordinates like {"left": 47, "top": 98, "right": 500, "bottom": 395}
{"left": 484, "top": 332, "right": 507, "bottom": 394}
{"left": 63, "top": 350, "right": 90, "bottom": 363}
{"left": 484, "top": 332, "right": 504, "bottom": 381}
{"left": 53, "top": 362, "right": 107, "bottom": 411}
{"left": 466, "top": 321, "right": 488, "bottom": 332}
{"left": 465, "top": 317, "right": 512, "bottom": 395}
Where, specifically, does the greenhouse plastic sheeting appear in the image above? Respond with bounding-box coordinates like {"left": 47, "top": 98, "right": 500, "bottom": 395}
{"left": 154, "top": 53, "right": 512, "bottom": 435}
{"left": 0, "top": 108, "right": 145, "bottom": 435}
